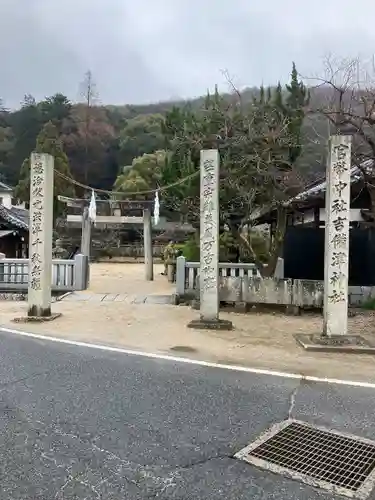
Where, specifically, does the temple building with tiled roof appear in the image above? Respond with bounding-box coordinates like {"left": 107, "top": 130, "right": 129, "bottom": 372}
{"left": 0, "top": 181, "right": 29, "bottom": 257}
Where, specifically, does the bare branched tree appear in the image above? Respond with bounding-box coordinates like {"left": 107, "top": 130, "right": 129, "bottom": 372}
{"left": 79, "top": 70, "right": 99, "bottom": 184}
{"left": 161, "top": 69, "right": 308, "bottom": 276}
{"left": 307, "top": 55, "right": 375, "bottom": 220}
{"left": 226, "top": 92, "right": 304, "bottom": 274}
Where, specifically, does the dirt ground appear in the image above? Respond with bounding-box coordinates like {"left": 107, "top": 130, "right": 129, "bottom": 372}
{"left": 86, "top": 262, "right": 173, "bottom": 295}
{"left": 1, "top": 263, "right": 375, "bottom": 383}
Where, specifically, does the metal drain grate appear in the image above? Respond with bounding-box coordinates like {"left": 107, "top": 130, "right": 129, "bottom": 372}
{"left": 236, "top": 420, "right": 375, "bottom": 499}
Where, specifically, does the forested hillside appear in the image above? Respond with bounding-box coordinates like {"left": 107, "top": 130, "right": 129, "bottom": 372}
{"left": 0, "top": 82, "right": 331, "bottom": 193}
{"left": 3, "top": 61, "right": 375, "bottom": 274}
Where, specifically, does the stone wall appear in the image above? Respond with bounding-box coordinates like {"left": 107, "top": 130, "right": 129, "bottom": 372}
{"left": 191, "top": 276, "right": 374, "bottom": 308}
{"left": 349, "top": 286, "right": 375, "bottom": 306}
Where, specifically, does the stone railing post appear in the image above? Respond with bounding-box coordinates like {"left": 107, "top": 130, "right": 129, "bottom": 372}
{"left": 167, "top": 262, "right": 175, "bottom": 282}
{"left": 73, "top": 253, "right": 89, "bottom": 291}
{"left": 274, "top": 258, "right": 284, "bottom": 279}
{"left": 176, "top": 256, "right": 186, "bottom": 297}
{"left": 0, "top": 253, "right": 4, "bottom": 284}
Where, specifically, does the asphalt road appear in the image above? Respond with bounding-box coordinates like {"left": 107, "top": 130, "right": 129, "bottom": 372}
{"left": 1, "top": 330, "right": 375, "bottom": 499}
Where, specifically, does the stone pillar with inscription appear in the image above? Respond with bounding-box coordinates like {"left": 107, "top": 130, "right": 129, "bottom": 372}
{"left": 27, "top": 153, "right": 55, "bottom": 318}
{"left": 188, "top": 149, "right": 232, "bottom": 330}
{"left": 323, "top": 135, "right": 352, "bottom": 337}
{"left": 81, "top": 206, "right": 92, "bottom": 259}
{"left": 143, "top": 208, "right": 153, "bottom": 281}
{"left": 295, "top": 135, "right": 375, "bottom": 352}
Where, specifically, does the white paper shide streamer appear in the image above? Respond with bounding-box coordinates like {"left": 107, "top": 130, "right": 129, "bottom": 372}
{"left": 153, "top": 191, "right": 160, "bottom": 226}
{"left": 88, "top": 190, "right": 97, "bottom": 223}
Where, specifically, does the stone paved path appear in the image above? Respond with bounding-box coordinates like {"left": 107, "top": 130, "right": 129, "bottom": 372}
{"left": 61, "top": 292, "right": 173, "bottom": 305}
{"left": 56, "top": 262, "right": 175, "bottom": 305}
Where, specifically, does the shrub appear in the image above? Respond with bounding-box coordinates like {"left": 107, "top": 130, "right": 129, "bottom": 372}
{"left": 181, "top": 237, "right": 200, "bottom": 261}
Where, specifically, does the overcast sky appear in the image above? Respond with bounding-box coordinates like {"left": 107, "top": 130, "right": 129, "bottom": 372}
{"left": 1, "top": 0, "right": 375, "bottom": 109}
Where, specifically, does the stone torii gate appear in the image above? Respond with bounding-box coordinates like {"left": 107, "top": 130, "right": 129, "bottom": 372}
{"left": 58, "top": 196, "right": 155, "bottom": 281}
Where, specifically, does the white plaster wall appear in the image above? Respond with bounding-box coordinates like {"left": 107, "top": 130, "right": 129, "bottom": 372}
{"left": 0, "top": 190, "right": 25, "bottom": 209}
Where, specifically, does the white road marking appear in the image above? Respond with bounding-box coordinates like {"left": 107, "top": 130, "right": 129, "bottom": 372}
{"left": 1, "top": 326, "right": 375, "bottom": 389}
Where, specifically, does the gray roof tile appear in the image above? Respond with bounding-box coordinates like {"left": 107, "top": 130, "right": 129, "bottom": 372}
{"left": 0, "top": 205, "right": 29, "bottom": 230}
{"left": 0, "top": 181, "right": 12, "bottom": 192}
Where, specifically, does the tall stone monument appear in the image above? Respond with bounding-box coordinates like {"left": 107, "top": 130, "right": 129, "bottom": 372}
{"left": 28, "top": 153, "right": 54, "bottom": 318}
{"left": 296, "top": 134, "right": 375, "bottom": 351}
{"left": 323, "top": 135, "right": 352, "bottom": 337}
{"left": 188, "top": 149, "right": 232, "bottom": 330}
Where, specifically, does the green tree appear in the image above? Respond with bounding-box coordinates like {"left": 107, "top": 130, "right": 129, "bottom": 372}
{"left": 15, "top": 121, "right": 75, "bottom": 219}
{"left": 118, "top": 114, "right": 165, "bottom": 167}
{"left": 39, "top": 93, "right": 72, "bottom": 131}
{"left": 0, "top": 105, "right": 15, "bottom": 184}
{"left": 284, "top": 62, "right": 310, "bottom": 165}
{"left": 8, "top": 96, "right": 43, "bottom": 184}
{"left": 114, "top": 150, "right": 166, "bottom": 199}
{"left": 160, "top": 65, "right": 308, "bottom": 276}
{"left": 0, "top": 125, "right": 15, "bottom": 182}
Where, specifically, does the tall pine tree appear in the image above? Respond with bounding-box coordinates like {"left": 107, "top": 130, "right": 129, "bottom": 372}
{"left": 285, "top": 62, "right": 309, "bottom": 166}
